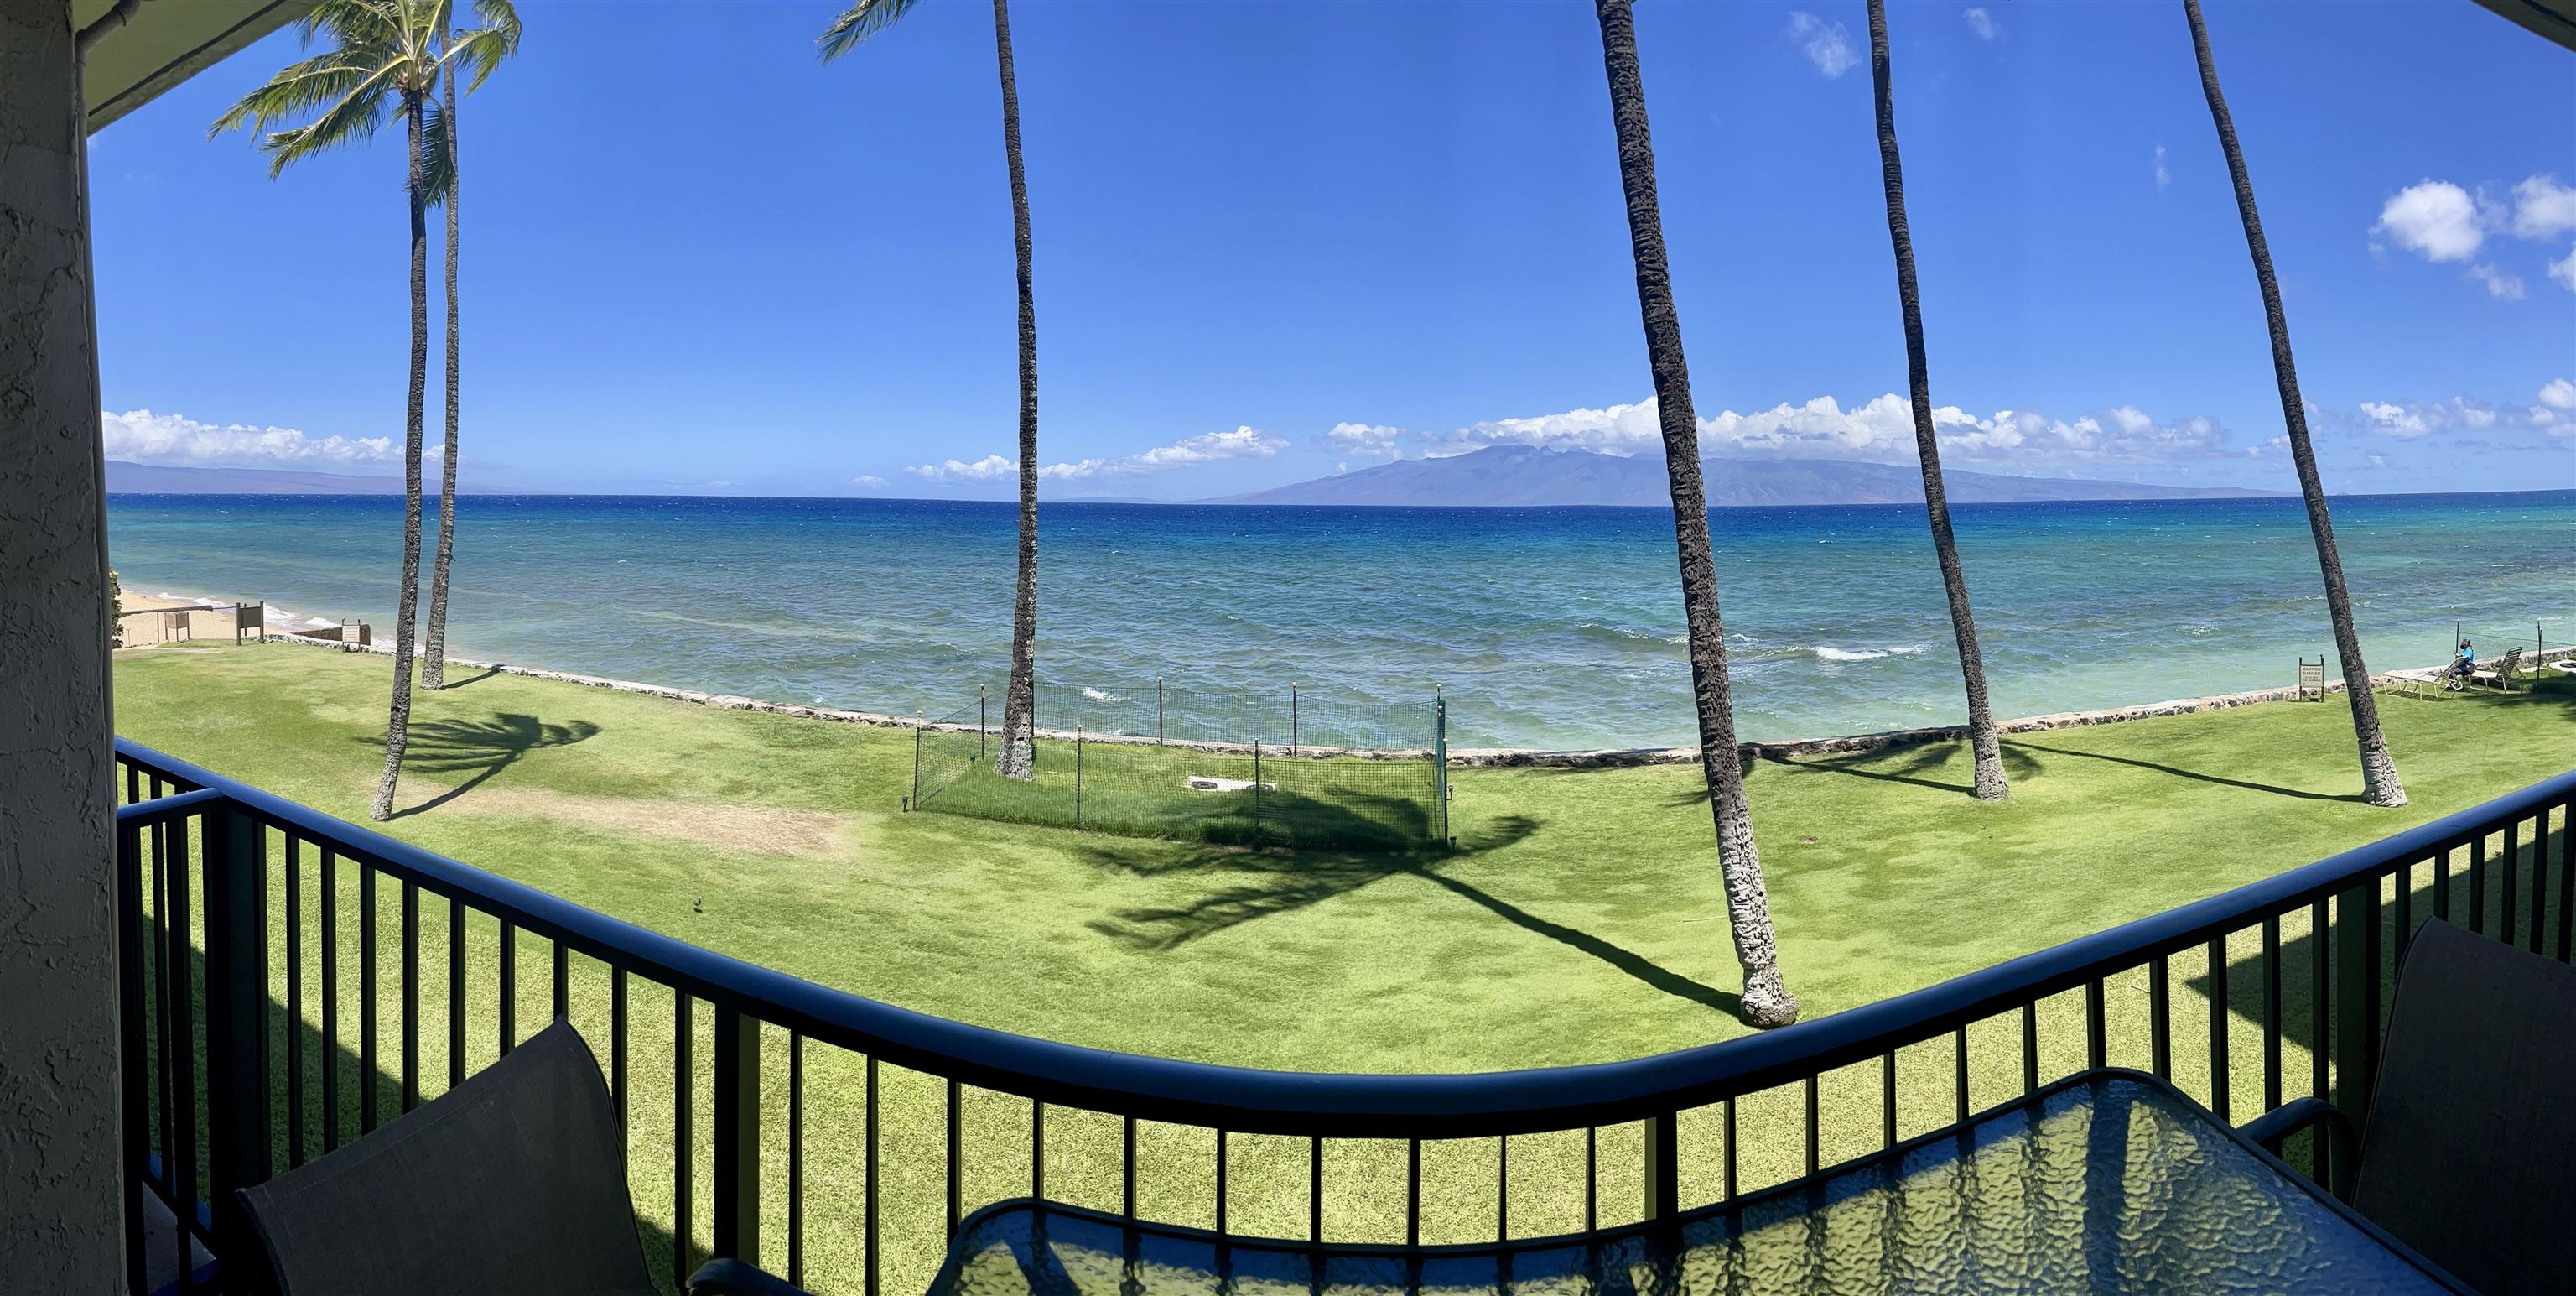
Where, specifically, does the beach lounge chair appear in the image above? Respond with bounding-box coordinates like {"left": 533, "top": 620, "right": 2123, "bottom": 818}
{"left": 234, "top": 1021, "right": 808, "bottom": 1296}
{"left": 2238, "top": 919, "right": 2576, "bottom": 1296}
{"left": 2469, "top": 646, "right": 2524, "bottom": 693}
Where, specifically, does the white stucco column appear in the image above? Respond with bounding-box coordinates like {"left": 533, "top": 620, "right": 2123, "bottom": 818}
{"left": 0, "top": 0, "right": 126, "bottom": 1287}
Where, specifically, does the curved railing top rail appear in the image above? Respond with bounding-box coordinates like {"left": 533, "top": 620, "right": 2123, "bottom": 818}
{"left": 114, "top": 737, "right": 2574, "bottom": 1139}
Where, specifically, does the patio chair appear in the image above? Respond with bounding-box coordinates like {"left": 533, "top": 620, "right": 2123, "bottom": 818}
{"left": 2240, "top": 919, "right": 2576, "bottom": 1296}
{"left": 2469, "top": 645, "right": 2525, "bottom": 692}
{"left": 234, "top": 1020, "right": 807, "bottom": 1296}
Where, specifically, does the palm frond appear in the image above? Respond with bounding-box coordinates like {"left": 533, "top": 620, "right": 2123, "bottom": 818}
{"left": 257, "top": 60, "right": 405, "bottom": 176}
{"left": 208, "top": 51, "right": 372, "bottom": 138}
{"left": 443, "top": 5, "right": 521, "bottom": 94}
{"left": 418, "top": 94, "right": 455, "bottom": 207}
{"left": 817, "top": 0, "right": 924, "bottom": 64}
{"left": 296, "top": 0, "right": 398, "bottom": 50}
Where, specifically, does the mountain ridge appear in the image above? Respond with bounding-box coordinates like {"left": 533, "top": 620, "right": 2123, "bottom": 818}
{"left": 1203, "top": 445, "right": 2284, "bottom": 507}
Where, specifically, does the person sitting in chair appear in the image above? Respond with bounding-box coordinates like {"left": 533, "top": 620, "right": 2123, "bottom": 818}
{"left": 2447, "top": 638, "right": 2475, "bottom": 689}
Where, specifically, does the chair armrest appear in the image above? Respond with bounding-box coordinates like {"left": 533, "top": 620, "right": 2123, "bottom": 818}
{"left": 2239, "top": 1096, "right": 2359, "bottom": 1199}
{"left": 688, "top": 1257, "right": 815, "bottom": 1296}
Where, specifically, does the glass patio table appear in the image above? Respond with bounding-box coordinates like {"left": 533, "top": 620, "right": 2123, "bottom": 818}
{"left": 924, "top": 1070, "right": 2470, "bottom": 1296}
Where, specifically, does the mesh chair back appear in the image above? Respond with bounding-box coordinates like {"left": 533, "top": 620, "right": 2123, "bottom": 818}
{"left": 2351, "top": 919, "right": 2576, "bottom": 1296}
{"left": 235, "top": 1021, "right": 657, "bottom": 1296}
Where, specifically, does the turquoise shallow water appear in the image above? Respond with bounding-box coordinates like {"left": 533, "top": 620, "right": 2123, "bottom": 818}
{"left": 106, "top": 491, "right": 2576, "bottom": 750}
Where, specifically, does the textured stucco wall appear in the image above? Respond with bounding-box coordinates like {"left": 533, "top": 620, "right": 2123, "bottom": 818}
{"left": 0, "top": 0, "right": 126, "bottom": 1286}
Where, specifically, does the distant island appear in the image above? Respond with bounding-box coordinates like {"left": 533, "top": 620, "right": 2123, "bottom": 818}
{"left": 1204, "top": 445, "right": 2284, "bottom": 508}
{"left": 104, "top": 461, "right": 519, "bottom": 495}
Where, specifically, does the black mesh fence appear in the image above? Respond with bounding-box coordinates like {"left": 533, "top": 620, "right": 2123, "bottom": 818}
{"left": 911, "top": 694, "right": 1452, "bottom": 852}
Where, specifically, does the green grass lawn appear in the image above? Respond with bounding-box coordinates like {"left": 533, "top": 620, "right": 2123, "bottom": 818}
{"left": 114, "top": 643, "right": 2574, "bottom": 1292}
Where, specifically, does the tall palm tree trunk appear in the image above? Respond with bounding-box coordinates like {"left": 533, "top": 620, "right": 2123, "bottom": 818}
{"left": 372, "top": 95, "right": 432, "bottom": 822}
{"left": 423, "top": 18, "right": 462, "bottom": 690}
{"left": 1867, "top": 0, "right": 2004, "bottom": 801}
{"left": 990, "top": 0, "right": 1041, "bottom": 781}
{"left": 1591, "top": 0, "right": 1794, "bottom": 1028}
{"left": 2184, "top": 0, "right": 2403, "bottom": 808}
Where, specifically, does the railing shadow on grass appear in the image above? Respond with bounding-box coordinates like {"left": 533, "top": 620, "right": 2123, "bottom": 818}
{"left": 140, "top": 917, "right": 691, "bottom": 1296}
{"left": 355, "top": 713, "right": 602, "bottom": 819}
{"left": 1076, "top": 808, "right": 1745, "bottom": 1016}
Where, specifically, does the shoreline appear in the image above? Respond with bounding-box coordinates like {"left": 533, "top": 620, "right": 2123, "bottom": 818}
{"left": 145, "top": 590, "right": 2567, "bottom": 768}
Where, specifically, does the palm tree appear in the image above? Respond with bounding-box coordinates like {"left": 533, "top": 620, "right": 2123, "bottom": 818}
{"left": 1866, "top": 0, "right": 2005, "bottom": 801}
{"left": 821, "top": 0, "right": 1043, "bottom": 781}
{"left": 214, "top": 0, "right": 517, "bottom": 820}
{"left": 2183, "top": 0, "right": 2404, "bottom": 808}
{"left": 421, "top": 3, "right": 519, "bottom": 690}
{"left": 1590, "top": 0, "right": 1795, "bottom": 1027}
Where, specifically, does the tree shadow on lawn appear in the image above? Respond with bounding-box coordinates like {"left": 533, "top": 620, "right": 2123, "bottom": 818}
{"left": 1662, "top": 741, "right": 2046, "bottom": 805}
{"left": 1076, "top": 812, "right": 1745, "bottom": 1016}
{"left": 358, "top": 713, "right": 602, "bottom": 819}
{"left": 2007, "top": 741, "right": 2364, "bottom": 804}
{"left": 435, "top": 664, "right": 504, "bottom": 690}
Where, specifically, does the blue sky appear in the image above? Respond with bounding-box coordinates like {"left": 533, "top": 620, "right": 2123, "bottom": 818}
{"left": 90, "top": 0, "right": 2574, "bottom": 499}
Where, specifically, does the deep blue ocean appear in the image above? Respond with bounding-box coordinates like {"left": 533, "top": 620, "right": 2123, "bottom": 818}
{"left": 105, "top": 490, "right": 2576, "bottom": 750}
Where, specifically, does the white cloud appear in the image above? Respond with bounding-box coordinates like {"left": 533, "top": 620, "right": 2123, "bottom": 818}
{"left": 2350, "top": 393, "right": 2558, "bottom": 439}
{"left": 1963, "top": 7, "right": 1998, "bottom": 39}
{"left": 2374, "top": 180, "right": 2484, "bottom": 262}
{"left": 2540, "top": 378, "right": 2576, "bottom": 409}
{"left": 1324, "top": 422, "right": 1408, "bottom": 460}
{"left": 1037, "top": 426, "right": 1285, "bottom": 481}
{"left": 2153, "top": 145, "right": 2170, "bottom": 191}
{"left": 850, "top": 474, "right": 887, "bottom": 488}
{"left": 101, "top": 409, "right": 392, "bottom": 467}
{"left": 2509, "top": 174, "right": 2576, "bottom": 241}
{"left": 1784, "top": 12, "right": 1857, "bottom": 78}
{"left": 905, "top": 454, "right": 1017, "bottom": 483}
{"left": 2550, "top": 243, "right": 2576, "bottom": 294}
{"left": 2467, "top": 263, "right": 2527, "bottom": 299}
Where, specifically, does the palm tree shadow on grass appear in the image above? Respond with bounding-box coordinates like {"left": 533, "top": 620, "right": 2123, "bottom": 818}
{"left": 1665, "top": 742, "right": 2044, "bottom": 805}
{"left": 2006, "top": 741, "right": 2364, "bottom": 804}
{"left": 356, "top": 713, "right": 600, "bottom": 819}
{"left": 1076, "top": 811, "right": 1745, "bottom": 1016}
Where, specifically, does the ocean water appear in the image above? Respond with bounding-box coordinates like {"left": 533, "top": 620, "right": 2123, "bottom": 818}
{"left": 105, "top": 491, "right": 2576, "bottom": 751}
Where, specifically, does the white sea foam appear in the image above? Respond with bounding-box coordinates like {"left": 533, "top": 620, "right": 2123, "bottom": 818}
{"left": 1083, "top": 686, "right": 1124, "bottom": 703}
{"left": 1812, "top": 643, "right": 1928, "bottom": 663}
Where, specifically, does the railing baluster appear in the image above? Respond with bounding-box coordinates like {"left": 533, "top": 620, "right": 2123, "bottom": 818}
{"left": 1645, "top": 1111, "right": 1678, "bottom": 1223}
{"left": 498, "top": 923, "right": 516, "bottom": 1057}
{"left": 673, "top": 992, "right": 692, "bottom": 1288}
{"left": 449, "top": 897, "right": 466, "bottom": 1091}
{"left": 401, "top": 881, "right": 419, "bottom": 1112}
{"left": 2395, "top": 856, "right": 2414, "bottom": 961}
{"left": 1881, "top": 1051, "right": 1898, "bottom": 1149}
{"left": 1308, "top": 1135, "right": 1322, "bottom": 1243}
{"left": 2557, "top": 801, "right": 2574, "bottom": 965}
{"left": 1216, "top": 1129, "right": 1230, "bottom": 1238}
{"left": 2207, "top": 935, "right": 2230, "bottom": 1118}
{"left": 554, "top": 939, "right": 570, "bottom": 1021}
{"left": 2262, "top": 915, "right": 2283, "bottom": 1113}
{"left": 285, "top": 836, "right": 304, "bottom": 1168}
{"left": 865, "top": 1055, "right": 880, "bottom": 1296}
{"left": 946, "top": 1078, "right": 962, "bottom": 1239}
{"left": 1405, "top": 1137, "right": 1422, "bottom": 1246}
{"left": 1122, "top": 1116, "right": 1137, "bottom": 1219}
{"left": 712, "top": 1006, "right": 760, "bottom": 1267}
{"left": 1953, "top": 1025, "right": 1970, "bottom": 1126}
{"left": 2311, "top": 897, "right": 2333, "bottom": 1185}
{"left": 1030, "top": 1100, "right": 1045, "bottom": 1200}
{"left": 1804, "top": 1076, "right": 1820, "bottom": 1177}
{"left": 2333, "top": 878, "right": 2383, "bottom": 1135}
{"left": 2020, "top": 1002, "right": 2038, "bottom": 1093}
{"left": 2470, "top": 835, "right": 2487, "bottom": 934}
{"left": 203, "top": 806, "right": 273, "bottom": 1267}
{"left": 789, "top": 1033, "right": 804, "bottom": 1291}
{"left": 150, "top": 787, "right": 174, "bottom": 1195}
{"left": 611, "top": 968, "right": 628, "bottom": 1126}
{"left": 2435, "top": 846, "right": 2452, "bottom": 920}
{"left": 2085, "top": 978, "right": 2106, "bottom": 1070}
{"left": 1493, "top": 1132, "right": 1506, "bottom": 1241}
{"left": 360, "top": 866, "right": 377, "bottom": 1134}
{"left": 2149, "top": 957, "right": 2172, "bottom": 1078}
{"left": 2504, "top": 820, "right": 2521, "bottom": 948}
{"left": 319, "top": 851, "right": 339, "bottom": 1153}
{"left": 1723, "top": 1096, "right": 1738, "bottom": 1202}
{"left": 168, "top": 815, "right": 197, "bottom": 1270}
{"left": 1583, "top": 1127, "right": 1597, "bottom": 1228}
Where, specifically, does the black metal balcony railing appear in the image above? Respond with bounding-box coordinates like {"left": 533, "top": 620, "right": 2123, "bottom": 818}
{"left": 112, "top": 736, "right": 2573, "bottom": 1296}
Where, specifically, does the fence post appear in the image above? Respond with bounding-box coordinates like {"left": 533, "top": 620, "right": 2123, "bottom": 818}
{"left": 911, "top": 713, "right": 922, "bottom": 810}
{"left": 1157, "top": 677, "right": 1165, "bottom": 746}
{"left": 979, "top": 685, "right": 986, "bottom": 763}
{"left": 712, "top": 1004, "right": 761, "bottom": 1266}
{"left": 1253, "top": 741, "right": 1263, "bottom": 838}
{"left": 201, "top": 799, "right": 273, "bottom": 1263}
{"left": 1075, "top": 726, "right": 1084, "bottom": 828}
{"left": 1434, "top": 690, "right": 1452, "bottom": 845}
{"left": 1291, "top": 683, "right": 1299, "bottom": 757}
